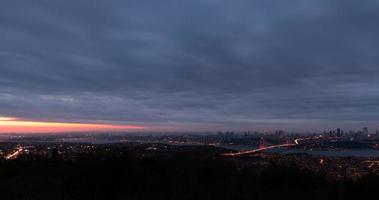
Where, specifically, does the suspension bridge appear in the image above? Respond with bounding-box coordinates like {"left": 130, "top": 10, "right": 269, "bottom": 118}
{"left": 221, "top": 136, "right": 324, "bottom": 157}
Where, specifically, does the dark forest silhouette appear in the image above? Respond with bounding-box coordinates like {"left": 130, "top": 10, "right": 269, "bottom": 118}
{"left": 0, "top": 146, "right": 378, "bottom": 200}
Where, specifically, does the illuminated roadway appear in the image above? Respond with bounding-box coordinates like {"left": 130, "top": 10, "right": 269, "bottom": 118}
{"left": 222, "top": 143, "right": 296, "bottom": 157}
{"left": 5, "top": 145, "right": 24, "bottom": 160}
{"left": 222, "top": 136, "right": 326, "bottom": 157}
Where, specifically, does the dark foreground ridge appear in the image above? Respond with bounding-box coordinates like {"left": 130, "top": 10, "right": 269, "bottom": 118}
{"left": 1, "top": 143, "right": 379, "bottom": 200}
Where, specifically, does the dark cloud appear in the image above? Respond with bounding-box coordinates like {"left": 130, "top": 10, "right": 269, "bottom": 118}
{"left": 1, "top": 0, "right": 379, "bottom": 131}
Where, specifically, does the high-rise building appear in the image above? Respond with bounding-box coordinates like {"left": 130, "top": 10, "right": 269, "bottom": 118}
{"left": 363, "top": 127, "right": 369, "bottom": 135}
{"left": 336, "top": 128, "right": 341, "bottom": 137}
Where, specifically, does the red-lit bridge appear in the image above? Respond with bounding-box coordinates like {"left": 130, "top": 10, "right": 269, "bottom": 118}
{"left": 222, "top": 143, "right": 296, "bottom": 156}
{"left": 221, "top": 136, "right": 325, "bottom": 157}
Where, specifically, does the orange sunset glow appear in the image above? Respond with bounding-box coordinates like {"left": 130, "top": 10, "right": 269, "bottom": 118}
{"left": 0, "top": 117, "right": 144, "bottom": 133}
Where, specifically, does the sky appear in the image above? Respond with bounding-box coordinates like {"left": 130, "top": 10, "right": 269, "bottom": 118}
{"left": 1, "top": 0, "right": 379, "bottom": 133}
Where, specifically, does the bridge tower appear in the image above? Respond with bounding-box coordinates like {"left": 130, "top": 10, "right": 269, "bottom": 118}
{"left": 258, "top": 137, "right": 265, "bottom": 149}
{"left": 286, "top": 138, "right": 292, "bottom": 150}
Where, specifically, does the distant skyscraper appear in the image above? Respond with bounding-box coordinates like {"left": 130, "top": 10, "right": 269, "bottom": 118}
{"left": 363, "top": 127, "right": 369, "bottom": 135}
{"left": 336, "top": 128, "right": 341, "bottom": 137}
{"left": 275, "top": 130, "right": 284, "bottom": 136}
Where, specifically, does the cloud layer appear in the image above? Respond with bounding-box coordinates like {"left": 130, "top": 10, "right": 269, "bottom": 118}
{"left": 1, "top": 0, "right": 379, "bottom": 131}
